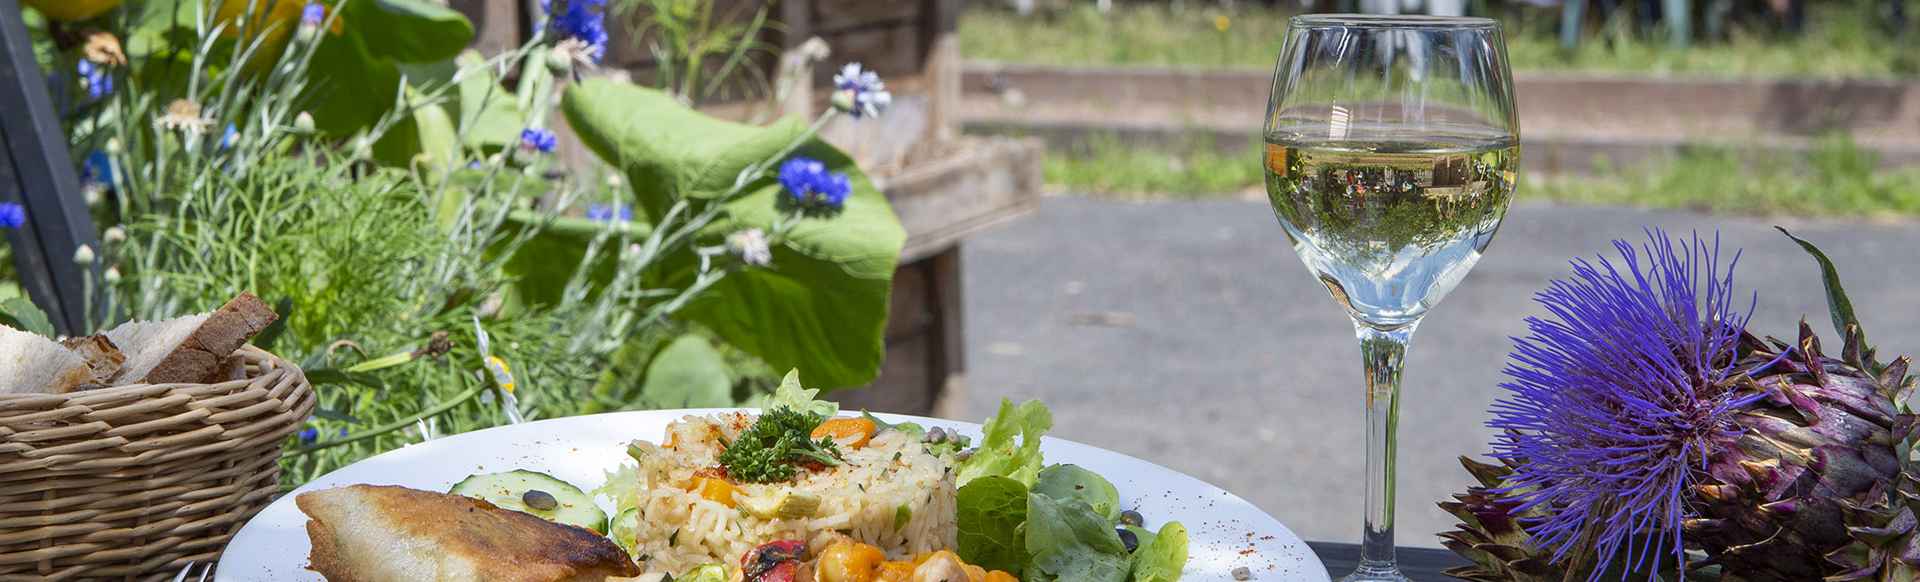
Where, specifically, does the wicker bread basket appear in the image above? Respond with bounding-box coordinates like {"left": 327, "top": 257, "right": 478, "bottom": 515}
{"left": 0, "top": 345, "right": 314, "bottom": 581}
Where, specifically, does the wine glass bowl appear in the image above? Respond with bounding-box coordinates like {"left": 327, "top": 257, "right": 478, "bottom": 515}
{"left": 1263, "top": 14, "right": 1518, "bottom": 582}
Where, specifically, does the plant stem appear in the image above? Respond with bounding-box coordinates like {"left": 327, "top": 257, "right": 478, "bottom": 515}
{"left": 290, "top": 384, "right": 486, "bottom": 455}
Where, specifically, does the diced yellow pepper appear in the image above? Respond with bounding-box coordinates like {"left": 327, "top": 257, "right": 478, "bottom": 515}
{"left": 688, "top": 477, "right": 737, "bottom": 507}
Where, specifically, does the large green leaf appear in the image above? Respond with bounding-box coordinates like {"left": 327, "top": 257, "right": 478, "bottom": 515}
{"left": 634, "top": 334, "right": 734, "bottom": 408}
{"left": 560, "top": 80, "right": 905, "bottom": 389}
{"left": 452, "top": 51, "right": 525, "bottom": 153}
{"left": 350, "top": 0, "right": 472, "bottom": 63}
{"left": 306, "top": 0, "right": 473, "bottom": 136}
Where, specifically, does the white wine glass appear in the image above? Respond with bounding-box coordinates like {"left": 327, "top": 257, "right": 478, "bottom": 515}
{"left": 1263, "top": 14, "right": 1519, "bottom": 582}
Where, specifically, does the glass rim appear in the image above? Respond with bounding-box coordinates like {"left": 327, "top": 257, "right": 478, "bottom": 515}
{"left": 1289, "top": 14, "right": 1500, "bottom": 30}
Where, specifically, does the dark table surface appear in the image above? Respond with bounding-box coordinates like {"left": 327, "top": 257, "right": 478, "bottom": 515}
{"left": 1308, "top": 543, "right": 1470, "bottom": 579}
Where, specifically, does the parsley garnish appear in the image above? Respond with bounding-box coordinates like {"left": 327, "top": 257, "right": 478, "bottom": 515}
{"left": 719, "top": 407, "right": 843, "bottom": 483}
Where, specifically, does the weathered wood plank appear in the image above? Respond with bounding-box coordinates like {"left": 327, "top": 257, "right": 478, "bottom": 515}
{"left": 885, "top": 137, "right": 1045, "bottom": 263}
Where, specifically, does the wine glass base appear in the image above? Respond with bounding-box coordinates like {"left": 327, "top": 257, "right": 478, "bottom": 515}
{"left": 1338, "top": 562, "right": 1412, "bottom": 582}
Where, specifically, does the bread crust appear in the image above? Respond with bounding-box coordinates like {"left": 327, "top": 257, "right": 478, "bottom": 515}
{"left": 60, "top": 334, "right": 125, "bottom": 389}
{"left": 296, "top": 484, "right": 641, "bottom": 582}
{"left": 137, "top": 292, "right": 277, "bottom": 384}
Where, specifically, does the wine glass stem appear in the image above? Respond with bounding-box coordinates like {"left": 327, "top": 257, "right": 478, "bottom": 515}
{"left": 1354, "top": 320, "right": 1417, "bottom": 579}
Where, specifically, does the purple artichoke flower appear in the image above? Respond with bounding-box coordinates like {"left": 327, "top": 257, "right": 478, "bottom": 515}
{"left": 1488, "top": 229, "right": 1763, "bottom": 578}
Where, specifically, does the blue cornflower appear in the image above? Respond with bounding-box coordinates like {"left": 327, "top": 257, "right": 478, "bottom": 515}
{"left": 219, "top": 124, "right": 239, "bottom": 150}
{"left": 541, "top": 0, "right": 609, "bottom": 63}
{"left": 777, "top": 157, "right": 850, "bottom": 210}
{"left": 301, "top": 2, "right": 326, "bottom": 27}
{"left": 1487, "top": 229, "right": 1760, "bottom": 579}
{"left": 520, "top": 128, "right": 557, "bottom": 153}
{"left": 298, "top": 427, "right": 319, "bottom": 444}
{"left": 82, "top": 150, "right": 113, "bottom": 189}
{"left": 0, "top": 203, "right": 23, "bottom": 230}
{"left": 76, "top": 60, "right": 112, "bottom": 100}
{"left": 831, "top": 63, "right": 891, "bottom": 119}
{"left": 585, "top": 203, "right": 632, "bottom": 222}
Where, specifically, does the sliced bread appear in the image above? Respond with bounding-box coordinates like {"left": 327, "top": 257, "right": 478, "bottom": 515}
{"left": 0, "top": 326, "right": 94, "bottom": 395}
{"left": 61, "top": 334, "right": 126, "bottom": 386}
{"left": 106, "top": 292, "right": 278, "bottom": 385}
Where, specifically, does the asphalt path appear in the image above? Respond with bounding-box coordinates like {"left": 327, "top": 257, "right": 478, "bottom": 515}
{"left": 960, "top": 196, "right": 1920, "bottom": 549}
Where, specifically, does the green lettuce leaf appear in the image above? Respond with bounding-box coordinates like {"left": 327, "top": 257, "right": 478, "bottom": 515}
{"left": 1035, "top": 464, "right": 1121, "bottom": 522}
{"left": 956, "top": 399, "right": 1053, "bottom": 487}
{"left": 1026, "top": 492, "right": 1130, "bottom": 582}
{"left": 767, "top": 369, "right": 837, "bottom": 417}
{"left": 1130, "top": 522, "right": 1188, "bottom": 582}
{"left": 956, "top": 476, "right": 1031, "bottom": 576}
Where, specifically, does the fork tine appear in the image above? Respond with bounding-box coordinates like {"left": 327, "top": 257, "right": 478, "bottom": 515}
{"left": 170, "top": 562, "right": 195, "bottom": 582}
{"left": 197, "top": 563, "right": 212, "bottom": 582}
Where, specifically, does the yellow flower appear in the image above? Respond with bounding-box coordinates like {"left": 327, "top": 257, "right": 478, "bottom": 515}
{"left": 1214, "top": 15, "right": 1231, "bottom": 32}
{"left": 23, "top": 0, "right": 122, "bottom": 22}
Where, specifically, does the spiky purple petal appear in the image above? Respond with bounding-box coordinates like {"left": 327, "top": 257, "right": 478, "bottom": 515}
{"left": 1488, "top": 229, "right": 1761, "bottom": 579}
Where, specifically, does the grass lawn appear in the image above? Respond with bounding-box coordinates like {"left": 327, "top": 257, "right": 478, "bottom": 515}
{"left": 961, "top": 2, "right": 1920, "bottom": 78}
{"left": 1043, "top": 133, "right": 1920, "bottom": 218}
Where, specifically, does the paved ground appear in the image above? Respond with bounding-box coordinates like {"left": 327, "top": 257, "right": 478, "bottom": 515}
{"left": 959, "top": 196, "right": 1920, "bottom": 550}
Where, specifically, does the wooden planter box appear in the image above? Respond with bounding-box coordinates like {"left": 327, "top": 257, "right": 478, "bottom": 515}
{"left": 450, "top": 0, "right": 1042, "bottom": 416}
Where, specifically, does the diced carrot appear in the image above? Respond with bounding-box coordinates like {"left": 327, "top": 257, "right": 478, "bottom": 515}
{"left": 810, "top": 417, "right": 877, "bottom": 449}
{"left": 689, "top": 476, "right": 737, "bottom": 507}
{"left": 984, "top": 571, "right": 1018, "bottom": 582}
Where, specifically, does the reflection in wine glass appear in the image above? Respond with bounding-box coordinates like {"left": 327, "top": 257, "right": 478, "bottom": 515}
{"left": 1263, "top": 14, "right": 1519, "bottom": 582}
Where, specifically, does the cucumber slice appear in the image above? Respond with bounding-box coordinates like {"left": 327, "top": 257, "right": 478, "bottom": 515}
{"left": 450, "top": 470, "right": 608, "bottom": 533}
{"left": 609, "top": 507, "right": 640, "bottom": 553}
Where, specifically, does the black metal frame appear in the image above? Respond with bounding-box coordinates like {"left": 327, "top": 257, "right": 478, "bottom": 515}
{"left": 0, "top": 0, "right": 98, "bottom": 336}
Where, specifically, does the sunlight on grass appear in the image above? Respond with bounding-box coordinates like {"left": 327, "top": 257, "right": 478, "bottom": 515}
{"left": 1043, "top": 134, "right": 1263, "bottom": 199}
{"left": 961, "top": 2, "right": 1920, "bottom": 78}
{"left": 1529, "top": 136, "right": 1920, "bottom": 217}
{"left": 1040, "top": 133, "right": 1920, "bottom": 217}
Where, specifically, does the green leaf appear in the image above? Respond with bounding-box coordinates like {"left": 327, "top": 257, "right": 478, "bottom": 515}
{"left": 306, "top": 0, "right": 474, "bottom": 136}
{"left": 1026, "top": 492, "right": 1131, "bottom": 582}
{"left": 453, "top": 50, "right": 526, "bottom": 153}
{"left": 767, "top": 369, "right": 837, "bottom": 417}
{"left": 0, "top": 297, "right": 56, "bottom": 337}
{"left": 634, "top": 334, "right": 734, "bottom": 408}
{"left": 561, "top": 80, "right": 906, "bottom": 388}
{"left": 351, "top": 0, "right": 473, "bottom": 63}
{"left": 957, "top": 399, "right": 1054, "bottom": 487}
{"left": 1129, "top": 522, "right": 1188, "bottom": 582}
{"left": 1777, "top": 227, "right": 1873, "bottom": 365}
{"left": 1035, "top": 464, "right": 1121, "bottom": 522}
{"left": 956, "top": 476, "right": 1032, "bottom": 576}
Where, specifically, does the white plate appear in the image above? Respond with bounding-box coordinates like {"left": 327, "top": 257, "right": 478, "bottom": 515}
{"left": 219, "top": 409, "right": 1329, "bottom": 581}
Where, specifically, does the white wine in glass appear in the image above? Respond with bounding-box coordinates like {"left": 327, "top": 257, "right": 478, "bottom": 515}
{"left": 1263, "top": 15, "right": 1519, "bottom": 582}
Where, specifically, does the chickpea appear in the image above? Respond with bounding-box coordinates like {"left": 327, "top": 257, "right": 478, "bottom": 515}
{"left": 815, "top": 542, "right": 884, "bottom": 582}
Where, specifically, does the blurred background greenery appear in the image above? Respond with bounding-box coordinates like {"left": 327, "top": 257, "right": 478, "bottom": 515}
{"left": 961, "top": 0, "right": 1920, "bottom": 217}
